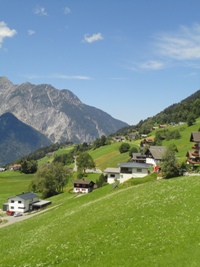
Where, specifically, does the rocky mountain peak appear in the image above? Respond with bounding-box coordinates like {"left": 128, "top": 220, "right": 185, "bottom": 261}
{"left": 0, "top": 76, "right": 13, "bottom": 88}
{"left": 0, "top": 78, "right": 128, "bottom": 143}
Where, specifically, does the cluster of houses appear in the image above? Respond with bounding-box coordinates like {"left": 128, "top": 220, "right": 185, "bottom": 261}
{"left": 186, "top": 132, "right": 200, "bottom": 165}
{"left": 104, "top": 145, "right": 166, "bottom": 184}
{"left": 3, "top": 132, "right": 200, "bottom": 215}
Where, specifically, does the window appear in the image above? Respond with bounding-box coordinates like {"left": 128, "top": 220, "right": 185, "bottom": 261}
{"left": 110, "top": 174, "right": 115, "bottom": 178}
{"left": 11, "top": 200, "right": 14, "bottom": 203}
{"left": 11, "top": 206, "right": 14, "bottom": 209}
{"left": 137, "top": 168, "right": 142, "bottom": 172}
{"left": 121, "top": 167, "right": 132, "bottom": 174}
{"left": 18, "top": 201, "right": 22, "bottom": 204}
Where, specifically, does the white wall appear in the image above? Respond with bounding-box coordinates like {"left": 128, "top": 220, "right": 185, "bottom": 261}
{"left": 119, "top": 168, "right": 148, "bottom": 183}
{"left": 106, "top": 168, "right": 148, "bottom": 184}
{"left": 106, "top": 173, "right": 120, "bottom": 184}
{"left": 73, "top": 188, "right": 90, "bottom": 193}
{"left": 8, "top": 196, "right": 38, "bottom": 213}
{"left": 146, "top": 158, "right": 156, "bottom": 166}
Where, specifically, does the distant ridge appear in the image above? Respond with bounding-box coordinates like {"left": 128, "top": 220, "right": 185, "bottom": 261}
{"left": 114, "top": 88, "right": 200, "bottom": 136}
{"left": 0, "top": 112, "right": 52, "bottom": 165}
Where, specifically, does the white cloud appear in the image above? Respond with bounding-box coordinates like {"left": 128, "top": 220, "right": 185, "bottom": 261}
{"left": 34, "top": 6, "right": 47, "bottom": 16}
{"left": 23, "top": 74, "right": 92, "bottom": 80}
{"left": 83, "top": 33, "right": 104, "bottom": 43}
{"left": 64, "top": 6, "right": 71, "bottom": 14}
{"left": 52, "top": 74, "right": 92, "bottom": 80}
{"left": 155, "top": 23, "right": 200, "bottom": 60}
{"left": 27, "top": 30, "right": 35, "bottom": 36}
{"left": 139, "top": 60, "right": 165, "bottom": 70}
{"left": 0, "top": 21, "right": 17, "bottom": 48}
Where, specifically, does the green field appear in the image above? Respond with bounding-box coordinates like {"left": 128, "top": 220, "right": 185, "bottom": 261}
{"left": 1, "top": 121, "right": 200, "bottom": 266}
{"left": 0, "top": 171, "right": 34, "bottom": 207}
{"left": 1, "top": 176, "right": 200, "bottom": 266}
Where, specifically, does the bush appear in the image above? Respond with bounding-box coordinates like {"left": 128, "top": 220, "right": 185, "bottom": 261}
{"left": 119, "top": 143, "right": 130, "bottom": 153}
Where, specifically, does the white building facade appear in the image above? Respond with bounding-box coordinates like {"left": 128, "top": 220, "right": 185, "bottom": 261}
{"left": 104, "top": 162, "right": 150, "bottom": 184}
{"left": 7, "top": 192, "right": 39, "bottom": 213}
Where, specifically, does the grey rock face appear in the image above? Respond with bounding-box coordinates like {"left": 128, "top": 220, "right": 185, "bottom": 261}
{"left": 0, "top": 77, "right": 128, "bottom": 143}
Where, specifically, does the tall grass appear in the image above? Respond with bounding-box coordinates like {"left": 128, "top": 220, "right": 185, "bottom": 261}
{"left": 1, "top": 176, "right": 200, "bottom": 266}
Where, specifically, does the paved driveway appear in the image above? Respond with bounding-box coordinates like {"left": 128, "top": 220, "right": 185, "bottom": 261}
{"left": 0, "top": 206, "right": 57, "bottom": 229}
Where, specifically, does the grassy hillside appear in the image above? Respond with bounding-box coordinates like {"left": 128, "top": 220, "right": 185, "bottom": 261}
{"left": 1, "top": 119, "right": 200, "bottom": 266}
{"left": 0, "top": 171, "right": 34, "bottom": 207}
{"left": 0, "top": 118, "right": 199, "bottom": 204}
{"left": 1, "top": 176, "right": 200, "bottom": 266}
{"left": 23, "top": 118, "right": 200, "bottom": 171}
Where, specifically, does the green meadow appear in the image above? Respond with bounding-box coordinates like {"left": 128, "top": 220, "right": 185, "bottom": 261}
{"left": 1, "top": 121, "right": 200, "bottom": 266}
{"left": 1, "top": 176, "right": 200, "bottom": 266}
{"left": 0, "top": 171, "right": 34, "bottom": 207}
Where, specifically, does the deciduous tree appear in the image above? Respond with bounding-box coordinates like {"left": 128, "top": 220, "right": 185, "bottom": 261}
{"left": 161, "top": 146, "right": 180, "bottom": 178}
{"left": 20, "top": 159, "right": 38, "bottom": 174}
{"left": 119, "top": 143, "right": 130, "bottom": 153}
{"left": 77, "top": 152, "right": 95, "bottom": 172}
{"left": 30, "top": 162, "right": 71, "bottom": 198}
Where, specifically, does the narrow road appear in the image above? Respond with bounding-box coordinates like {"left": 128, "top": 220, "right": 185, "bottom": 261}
{"left": 0, "top": 205, "right": 58, "bottom": 229}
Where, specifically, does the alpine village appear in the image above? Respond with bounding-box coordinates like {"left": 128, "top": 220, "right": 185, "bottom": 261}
{"left": 1, "top": 78, "right": 200, "bottom": 266}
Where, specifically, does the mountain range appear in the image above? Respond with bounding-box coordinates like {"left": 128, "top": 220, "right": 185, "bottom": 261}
{"left": 0, "top": 77, "right": 128, "bottom": 144}
{"left": 0, "top": 112, "right": 52, "bottom": 165}
{"left": 0, "top": 77, "right": 129, "bottom": 164}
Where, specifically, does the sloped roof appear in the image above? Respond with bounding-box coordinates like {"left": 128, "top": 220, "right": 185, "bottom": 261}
{"left": 132, "top": 153, "right": 146, "bottom": 159}
{"left": 104, "top": 167, "right": 120, "bottom": 173}
{"left": 190, "top": 132, "right": 200, "bottom": 142}
{"left": 118, "top": 162, "right": 150, "bottom": 169}
{"left": 73, "top": 179, "right": 94, "bottom": 185}
{"left": 9, "top": 192, "right": 38, "bottom": 200}
{"left": 146, "top": 146, "right": 166, "bottom": 160}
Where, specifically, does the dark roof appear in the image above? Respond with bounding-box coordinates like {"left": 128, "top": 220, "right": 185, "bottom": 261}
{"left": 73, "top": 179, "right": 94, "bottom": 185}
{"left": 9, "top": 192, "right": 38, "bottom": 200}
{"left": 145, "top": 146, "right": 166, "bottom": 160}
{"left": 118, "top": 162, "right": 150, "bottom": 169}
{"left": 132, "top": 153, "right": 146, "bottom": 159}
{"left": 104, "top": 167, "right": 120, "bottom": 173}
{"left": 190, "top": 132, "right": 200, "bottom": 142}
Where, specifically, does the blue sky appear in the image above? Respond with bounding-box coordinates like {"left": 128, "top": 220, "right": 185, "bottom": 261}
{"left": 1, "top": 0, "right": 200, "bottom": 125}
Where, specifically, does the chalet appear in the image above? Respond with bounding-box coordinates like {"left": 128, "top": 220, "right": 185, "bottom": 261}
{"left": 104, "top": 162, "right": 150, "bottom": 184}
{"left": 186, "top": 132, "right": 200, "bottom": 165}
{"left": 145, "top": 146, "right": 166, "bottom": 166}
{"left": 113, "top": 136, "right": 125, "bottom": 142}
{"left": 131, "top": 153, "right": 146, "bottom": 163}
{"left": 73, "top": 179, "right": 95, "bottom": 193}
{"left": 2, "top": 192, "right": 51, "bottom": 213}
{"left": 127, "top": 133, "right": 137, "bottom": 140}
{"left": 143, "top": 138, "right": 154, "bottom": 145}
{"left": 9, "top": 164, "right": 21, "bottom": 171}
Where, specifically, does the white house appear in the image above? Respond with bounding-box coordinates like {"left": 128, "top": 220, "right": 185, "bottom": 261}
{"left": 73, "top": 179, "right": 95, "bottom": 193}
{"left": 3, "top": 192, "right": 52, "bottom": 214}
{"left": 104, "top": 162, "right": 150, "bottom": 184}
{"left": 6, "top": 192, "right": 39, "bottom": 213}
{"left": 144, "top": 146, "right": 166, "bottom": 166}
{"left": 103, "top": 167, "right": 120, "bottom": 184}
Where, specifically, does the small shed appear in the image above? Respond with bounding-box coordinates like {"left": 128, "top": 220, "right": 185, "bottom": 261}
{"left": 73, "top": 179, "right": 95, "bottom": 193}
